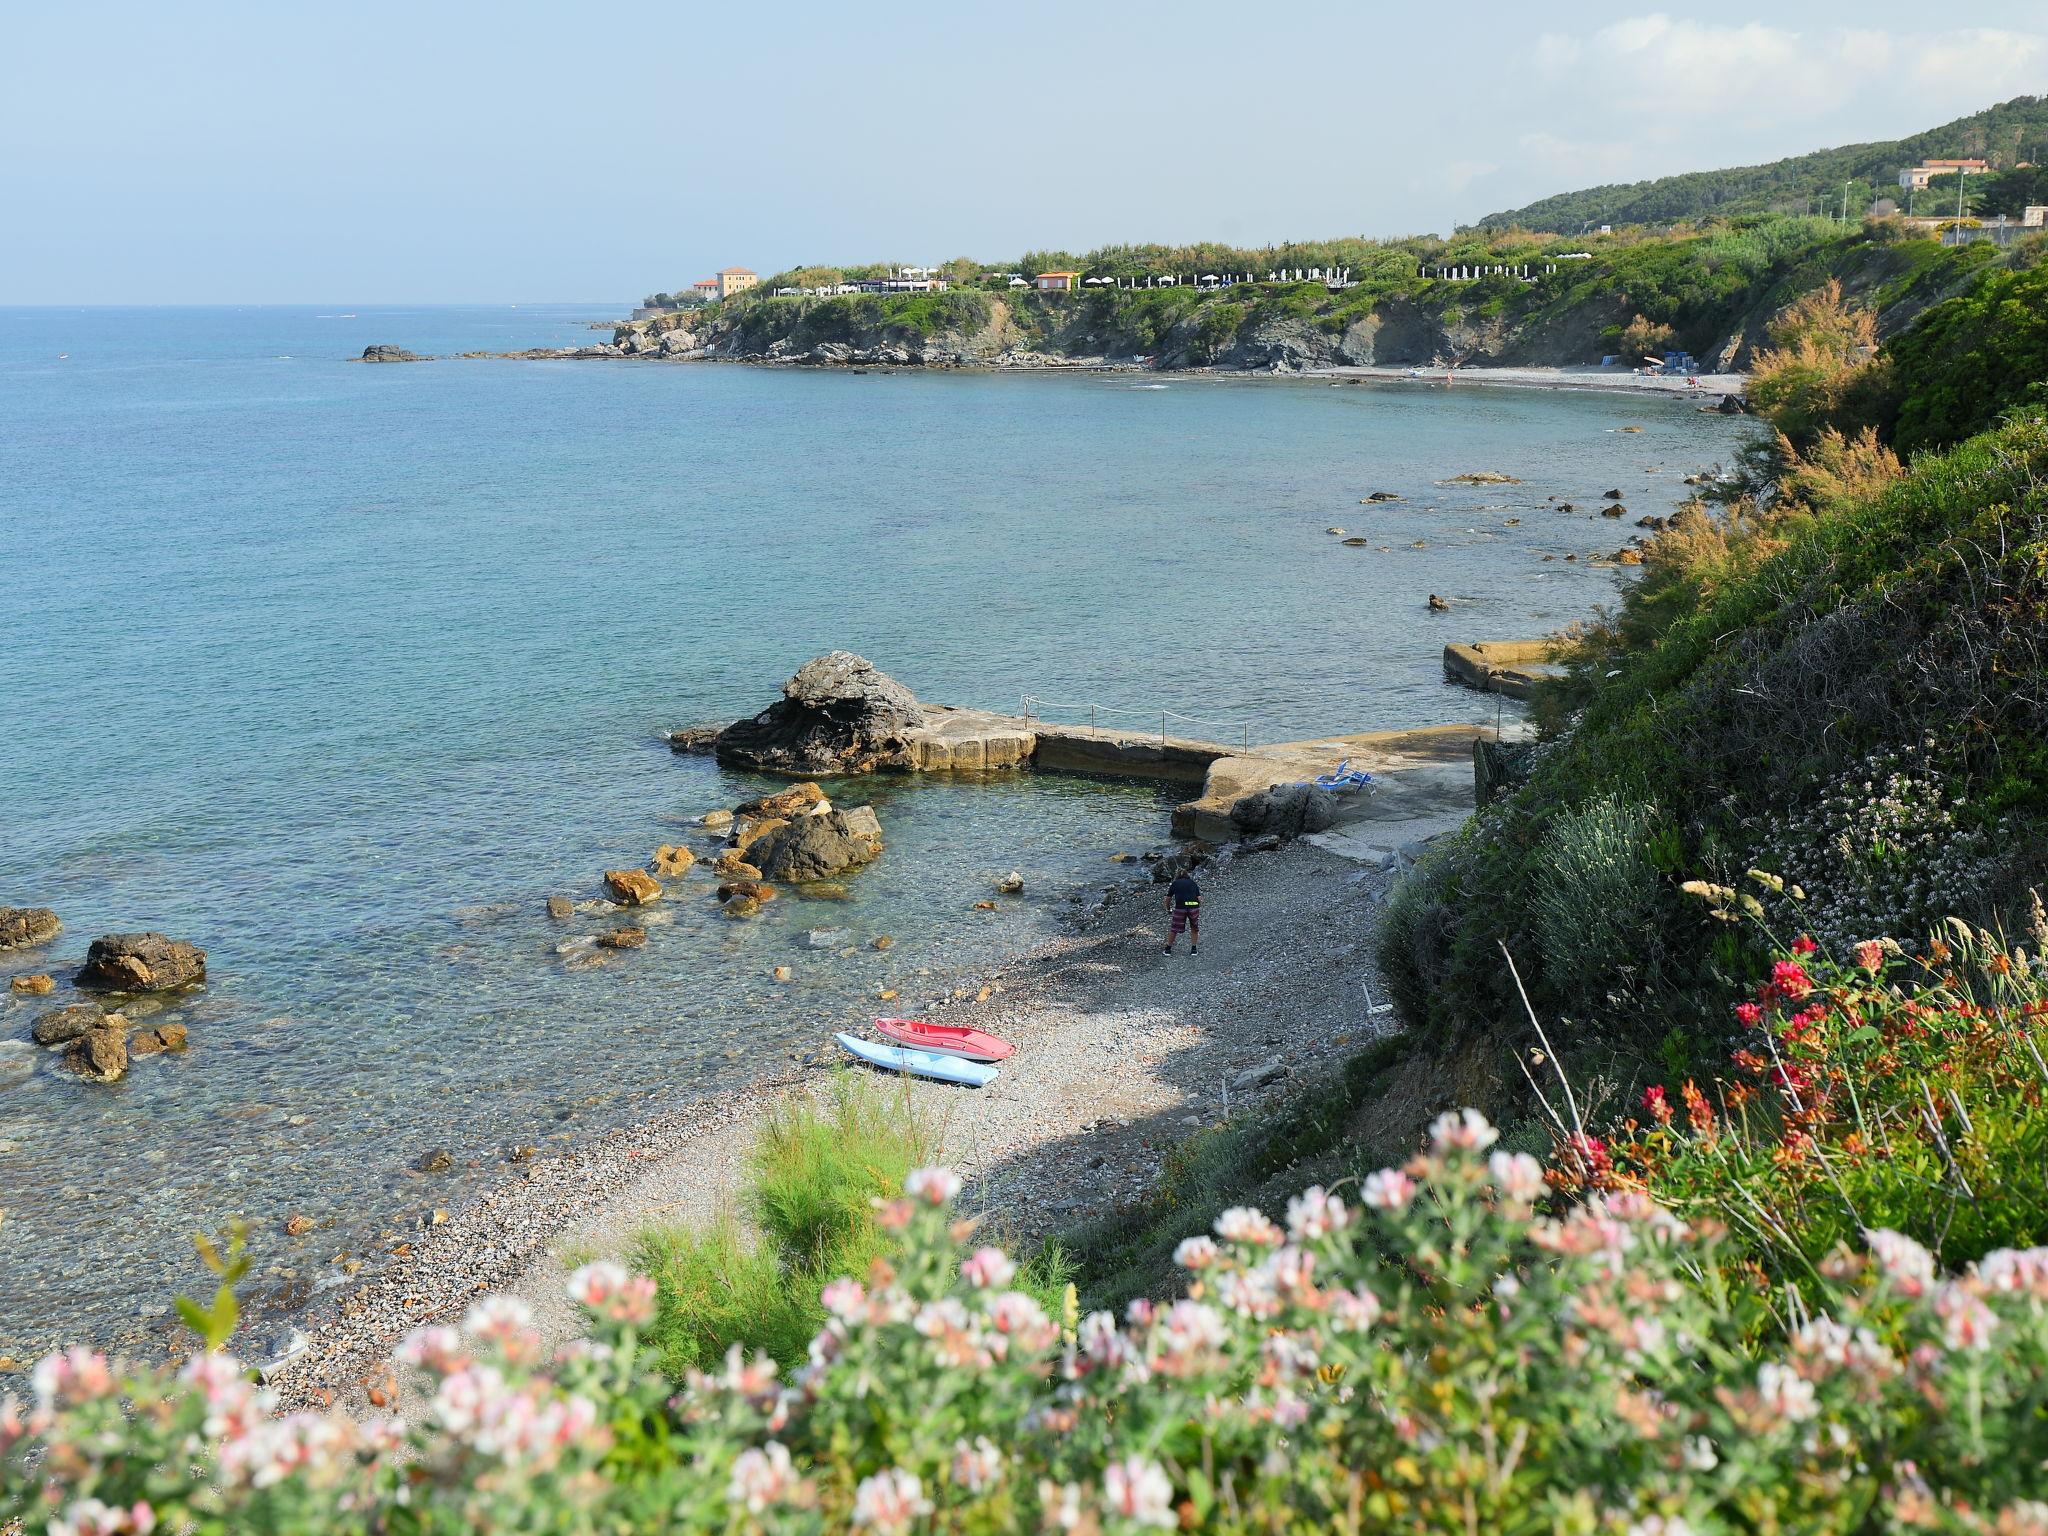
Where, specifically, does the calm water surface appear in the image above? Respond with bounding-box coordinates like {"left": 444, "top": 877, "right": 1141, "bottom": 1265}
{"left": 0, "top": 304, "right": 1757, "bottom": 1358}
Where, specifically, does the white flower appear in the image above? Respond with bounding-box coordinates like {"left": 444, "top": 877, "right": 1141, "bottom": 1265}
{"left": 462, "top": 1294, "right": 535, "bottom": 1343}
{"left": 1936, "top": 1282, "right": 1998, "bottom": 1352}
{"left": 1103, "top": 1455, "right": 1177, "bottom": 1528}
{"left": 1487, "top": 1151, "right": 1547, "bottom": 1204}
{"left": 1326, "top": 1285, "right": 1382, "bottom": 1332}
{"left": 1361, "top": 1169, "right": 1416, "bottom": 1209}
{"left": 1430, "top": 1107, "right": 1499, "bottom": 1153}
{"left": 852, "top": 1467, "right": 932, "bottom": 1532}
{"left": 1865, "top": 1229, "right": 1936, "bottom": 1294}
{"left": 1214, "top": 1206, "right": 1284, "bottom": 1246}
{"left": 1682, "top": 1436, "right": 1718, "bottom": 1471}
{"left": 904, "top": 1166, "right": 962, "bottom": 1205}
{"left": 1627, "top": 1518, "right": 1696, "bottom": 1536}
{"left": 49, "top": 1499, "right": 157, "bottom": 1536}
{"left": 728, "top": 1442, "right": 799, "bottom": 1514}
{"left": 959, "top": 1246, "right": 1016, "bottom": 1289}
{"left": 1285, "top": 1186, "right": 1350, "bottom": 1241}
{"left": 984, "top": 1290, "right": 1051, "bottom": 1341}
{"left": 564, "top": 1260, "right": 629, "bottom": 1309}
{"left": 951, "top": 1435, "right": 1005, "bottom": 1493}
{"left": 1756, "top": 1361, "right": 1817, "bottom": 1423}
{"left": 1977, "top": 1247, "right": 2048, "bottom": 1297}
{"left": 392, "top": 1325, "right": 466, "bottom": 1374}
{"left": 1173, "top": 1235, "right": 1219, "bottom": 1270}
{"left": 820, "top": 1277, "right": 867, "bottom": 1321}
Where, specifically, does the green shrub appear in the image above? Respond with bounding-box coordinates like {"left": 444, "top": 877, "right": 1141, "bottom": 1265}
{"left": 1529, "top": 794, "right": 1663, "bottom": 995}
{"left": 748, "top": 1072, "right": 934, "bottom": 1271}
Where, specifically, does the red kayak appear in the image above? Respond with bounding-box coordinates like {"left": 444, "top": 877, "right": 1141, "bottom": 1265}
{"left": 873, "top": 1017, "right": 1015, "bottom": 1063}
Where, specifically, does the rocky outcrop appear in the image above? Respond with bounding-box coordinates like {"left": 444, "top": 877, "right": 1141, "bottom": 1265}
{"left": 65, "top": 1022, "right": 129, "bottom": 1082}
{"left": 753, "top": 807, "right": 884, "bottom": 882}
{"left": 360, "top": 344, "right": 424, "bottom": 363}
{"left": 33, "top": 1002, "right": 108, "bottom": 1047}
{"left": 0, "top": 907, "right": 60, "bottom": 950}
{"left": 737, "top": 782, "right": 827, "bottom": 820}
{"left": 603, "top": 870, "right": 662, "bottom": 906}
{"left": 75, "top": 933, "right": 206, "bottom": 993}
{"left": 652, "top": 845, "right": 696, "bottom": 877}
{"left": 1229, "top": 783, "right": 1337, "bottom": 839}
{"left": 715, "top": 653, "right": 928, "bottom": 775}
{"left": 129, "top": 1020, "right": 188, "bottom": 1056}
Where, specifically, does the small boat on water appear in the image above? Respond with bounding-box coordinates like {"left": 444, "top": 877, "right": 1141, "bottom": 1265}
{"left": 873, "top": 1016, "right": 1014, "bottom": 1063}
{"left": 836, "top": 1031, "right": 999, "bottom": 1088}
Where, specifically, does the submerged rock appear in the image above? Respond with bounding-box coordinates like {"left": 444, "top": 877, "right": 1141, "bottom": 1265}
{"left": 596, "top": 927, "right": 647, "bottom": 950}
{"left": 0, "top": 907, "right": 61, "bottom": 951}
{"left": 129, "top": 1020, "right": 188, "bottom": 1056}
{"left": 714, "top": 652, "right": 928, "bottom": 775}
{"left": 716, "top": 880, "right": 777, "bottom": 904}
{"left": 11, "top": 974, "right": 53, "bottom": 995}
{"left": 75, "top": 933, "right": 206, "bottom": 993}
{"left": 736, "top": 782, "right": 827, "bottom": 820}
{"left": 546, "top": 896, "right": 575, "bottom": 920}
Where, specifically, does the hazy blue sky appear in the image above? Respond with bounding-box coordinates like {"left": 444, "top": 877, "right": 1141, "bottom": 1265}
{"left": 4, "top": 1, "right": 2044, "bottom": 303}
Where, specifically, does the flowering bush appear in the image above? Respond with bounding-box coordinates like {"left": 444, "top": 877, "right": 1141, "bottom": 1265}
{"left": 11, "top": 1115, "right": 2048, "bottom": 1533}
{"left": 1600, "top": 911, "right": 2048, "bottom": 1277}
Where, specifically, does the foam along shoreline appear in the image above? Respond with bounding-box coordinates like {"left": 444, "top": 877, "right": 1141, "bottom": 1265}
{"left": 270, "top": 833, "right": 1427, "bottom": 1413}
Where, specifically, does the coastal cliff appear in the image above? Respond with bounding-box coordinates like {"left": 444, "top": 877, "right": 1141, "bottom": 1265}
{"left": 610, "top": 219, "right": 2000, "bottom": 374}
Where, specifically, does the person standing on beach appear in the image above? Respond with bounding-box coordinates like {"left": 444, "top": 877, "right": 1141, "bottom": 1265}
{"left": 1164, "top": 869, "right": 1201, "bottom": 955}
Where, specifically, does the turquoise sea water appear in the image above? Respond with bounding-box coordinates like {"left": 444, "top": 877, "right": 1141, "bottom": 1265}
{"left": 0, "top": 304, "right": 1758, "bottom": 1359}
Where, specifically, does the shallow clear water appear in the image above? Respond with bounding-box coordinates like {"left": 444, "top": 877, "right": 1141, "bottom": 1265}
{"left": 0, "top": 304, "right": 1757, "bottom": 1358}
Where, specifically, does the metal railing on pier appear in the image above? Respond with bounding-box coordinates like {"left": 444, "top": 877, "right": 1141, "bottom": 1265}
{"left": 1014, "top": 691, "right": 1263, "bottom": 752}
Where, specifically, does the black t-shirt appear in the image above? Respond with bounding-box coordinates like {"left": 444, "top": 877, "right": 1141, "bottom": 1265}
{"left": 1168, "top": 873, "right": 1201, "bottom": 908}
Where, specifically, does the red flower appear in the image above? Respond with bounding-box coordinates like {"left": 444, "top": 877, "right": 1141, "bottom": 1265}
{"left": 1642, "top": 1085, "right": 1673, "bottom": 1126}
{"left": 1790, "top": 935, "right": 1818, "bottom": 956}
{"left": 1771, "top": 960, "right": 1813, "bottom": 1001}
{"left": 1735, "top": 1002, "right": 1763, "bottom": 1027}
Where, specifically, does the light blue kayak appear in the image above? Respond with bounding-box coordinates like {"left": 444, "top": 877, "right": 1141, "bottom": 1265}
{"left": 835, "top": 1031, "right": 1000, "bottom": 1088}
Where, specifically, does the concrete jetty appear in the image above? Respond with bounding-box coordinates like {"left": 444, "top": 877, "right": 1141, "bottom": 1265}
{"left": 1442, "top": 640, "right": 1564, "bottom": 701}
{"left": 903, "top": 705, "right": 1490, "bottom": 855}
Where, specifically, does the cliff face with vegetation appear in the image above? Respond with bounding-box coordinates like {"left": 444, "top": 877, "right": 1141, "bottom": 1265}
{"left": 617, "top": 219, "right": 2010, "bottom": 373}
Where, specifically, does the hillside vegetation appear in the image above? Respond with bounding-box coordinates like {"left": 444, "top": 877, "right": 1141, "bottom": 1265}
{"left": 1474, "top": 94, "right": 2048, "bottom": 231}
{"left": 624, "top": 217, "right": 2023, "bottom": 374}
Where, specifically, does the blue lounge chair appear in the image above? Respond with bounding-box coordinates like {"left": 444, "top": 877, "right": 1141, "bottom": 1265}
{"left": 1314, "top": 760, "right": 1373, "bottom": 791}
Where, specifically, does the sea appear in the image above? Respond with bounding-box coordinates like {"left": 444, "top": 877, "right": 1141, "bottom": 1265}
{"left": 0, "top": 303, "right": 1759, "bottom": 1362}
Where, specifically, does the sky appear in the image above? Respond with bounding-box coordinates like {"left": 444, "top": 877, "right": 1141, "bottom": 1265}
{"left": 4, "top": 0, "right": 2045, "bottom": 304}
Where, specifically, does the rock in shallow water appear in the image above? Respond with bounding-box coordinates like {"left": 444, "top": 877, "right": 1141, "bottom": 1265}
{"left": 753, "top": 808, "right": 885, "bottom": 882}
{"left": 713, "top": 652, "right": 927, "bottom": 775}
{"left": 11, "top": 974, "right": 53, "bottom": 995}
{"left": 65, "top": 1024, "right": 128, "bottom": 1082}
{"left": 129, "top": 1020, "right": 188, "bottom": 1056}
{"left": 602, "top": 870, "right": 662, "bottom": 906}
{"left": 75, "top": 933, "right": 206, "bottom": 993}
{"left": 0, "top": 907, "right": 62, "bottom": 951}
{"left": 33, "top": 1003, "right": 109, "bottom": 1047}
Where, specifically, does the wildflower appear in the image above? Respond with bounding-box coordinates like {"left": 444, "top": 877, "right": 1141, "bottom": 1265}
{"left": 1626, "top": 1518, "right": 1696, "bottom": 1536}
{"left": 1866, "top": 1229, "right": 1936, "bottom": 1295}
{"left": 1214, "top": 1206, "right": 1284, "bottom": 1247}
{"left": 718, "top": 1343, "right": 781, "bottom": 1398}
{"left": 1361, "top": 1168, "right": 1416, "bottom": 1209}
{"left": 1215, "top": 1265, "right": 1281, "bottom": 1320}
{"left": 872, "top": 1197, "right": 915, "bottom": 1230}
{"left": 1977, "top": 1246, "right": 2048, "bottom": 1297}
{"left": 1772, "top": 960, "right": 1813, "bottom": 1000}
{"left": 959, "top": 1246, "right": 1016, "bottom": 1289}
{"left": 1735, "top": 1001, "right": 1763, "bottom": 1027}
{"left": 1326, "top": 1283, "right": 1382, "bottom": 1331}
{"left": 904, "top": 1166, "right": 963, "bottom": 1205}
{"left": 820, "top": 1276, "right": 867, "bottom": 1321}
{"left": 1680, "top": 1080, "right": 1715, "bottom": 1134}
{"left": 1079, "top": 1310, "right": 1136, "bottom": 1368}
{"left": 952, "top": 1435, "right": 1005, "bottom": 1493}
{"left": 1102, "top": 1455, "right": 1177, "bottom": 1529}
{"left": 1039, "top": 1479, "right": 1087, "bottom": 1531}
{"left": 1641, "top": 1084, "right": 1673, "bottom": 1125}
{"left": 1285, "top": 1185, "right": 1350, "bottom": 1241}
{"left": 1935, "top": 1282, "right": 1998, "bottom": 1352}
{"left": 1790, "top": 935, "right": 1818, "bottom": 957}
{"left": 1430, "top": 1107, "right": 1499, "bottom": 1152}
{"left": 1488, "top": 1150, "right": 1547, "bottom": 1204}
{"left": 462, "top": 1294, "right": 535, "bottom": 1344}
{"left": 1173, "top": 1235, "right": 1219, "bottom": 1270}
{"left": 1266, "top": 1244, "right": 1316, "bottom": 1298}
{"left": 985, "top": 1291, "right": 1056, "bottom": 1350}
{"left": 728, "top": 1442, "right": 801, "bottom": 1514}
{"left": 852, "top": 1468, "right": 932, "bottom": 1533}
{"left": 1682, "top": 1436, "right": 1718, "bottom": 1471}
{"left": 1855, "top": 938, "right": 1886, "bottom": 972}
{"left": 32, "top": 1347, "right": 117, "bottom": 1411}
{"left": 564, "top": 1261, "right": 629, "bottom": 1310}
{"left": 1756, "top": 1361, "right": 1818, "bottom": 1422}
{"left": 48, "top": 1499, "right": 157, "bottom": 1536}
{"left": 1152, "top": 1300, "right": 1226, "bottom": 1374}
{"left": 392, "top": 1325, "right": 467, "bottom": 1374}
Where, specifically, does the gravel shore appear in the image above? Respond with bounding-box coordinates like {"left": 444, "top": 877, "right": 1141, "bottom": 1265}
{"left": 271, "top": 836, "right": 1401, "bottom": 1410}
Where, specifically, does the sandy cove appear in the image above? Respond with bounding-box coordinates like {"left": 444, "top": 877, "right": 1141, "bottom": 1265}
{"left": 272, "top": 835, "right": 1409, "bottom": 1411}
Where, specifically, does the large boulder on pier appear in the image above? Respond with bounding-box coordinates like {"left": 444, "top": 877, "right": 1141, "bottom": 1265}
{"left": 1229, "top": 782, "right": 1337, "bottom": 839}
{"left": 75, "top": 933, "right": 206, "bottom": 993}
{"left": 0, "top": 907, "right": 61, "bottom": 951}
{"left": 753, "top": 807, "right": 885, "bottom": 882}
{"left": 715, "top": 653, "right": 928, "bottom": 775}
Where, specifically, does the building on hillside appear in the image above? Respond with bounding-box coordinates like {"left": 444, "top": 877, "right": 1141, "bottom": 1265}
{"left": 2024, "top": 206, "right": 2048, "bottom": 228}
{"left": 717, "top": 267, "right": 759, "bottom": 300}
{"left": 1034, "top": 271, "right": 1080, "bottom": 293}
{"left": 1899, "top": 158, "right": 1990, "bottom": 190}
{"left": 690, "top": 278, "right": 720, "bottom": 302}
